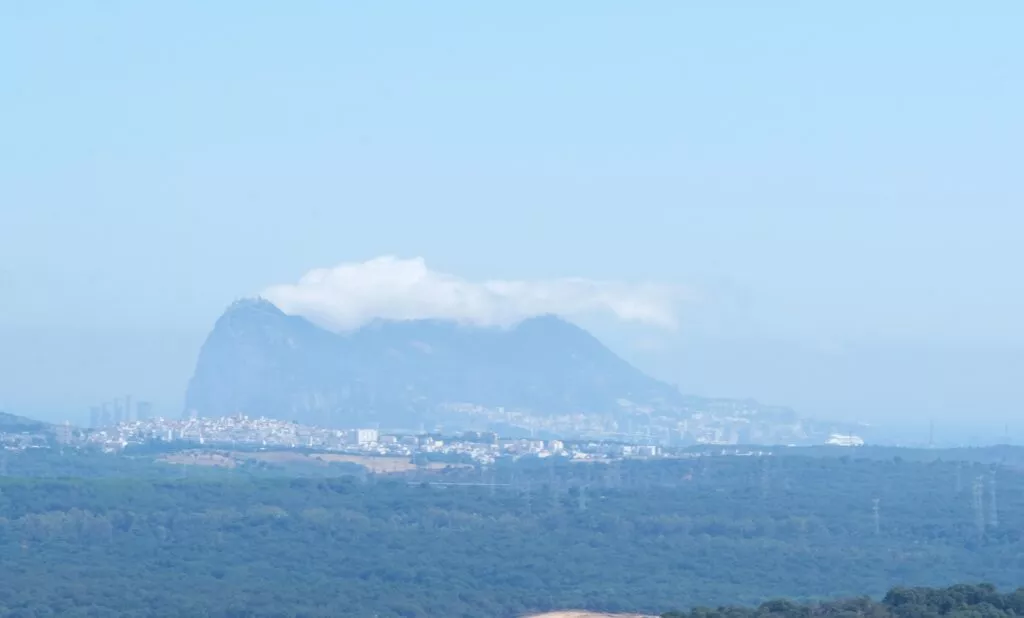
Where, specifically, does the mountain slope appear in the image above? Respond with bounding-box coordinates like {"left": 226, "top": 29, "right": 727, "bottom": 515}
{"left": 0, "top": 410, "right": 53, "bottom": 434}
{"left": 184, "top": 298, "right": 686, "bottom": 428}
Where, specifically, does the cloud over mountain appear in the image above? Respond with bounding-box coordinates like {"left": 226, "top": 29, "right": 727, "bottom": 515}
{"left": 262, "top": 256, "right": 687, "bottom": 332}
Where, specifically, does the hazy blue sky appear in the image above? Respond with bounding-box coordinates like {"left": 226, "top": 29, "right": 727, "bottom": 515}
{"left": 2, "top": 2, "right": 1022, "bottom": 441}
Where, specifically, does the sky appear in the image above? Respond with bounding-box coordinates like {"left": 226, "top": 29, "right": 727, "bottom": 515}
{"left": 2, "top": 2, "right": 1023, "bottom": 442}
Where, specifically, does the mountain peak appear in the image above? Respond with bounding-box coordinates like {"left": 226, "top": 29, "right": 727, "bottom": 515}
{"left": 515, "top": 312, "right": 570, "bottom": 327}
{"left": 225, "top": 296, "right": 285, "bottom": 317}
{"left": 513, "top": 313, "right": 591, "bottom": 338}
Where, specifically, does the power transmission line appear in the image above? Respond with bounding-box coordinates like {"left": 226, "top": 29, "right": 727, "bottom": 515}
{"left": 972, "top": 476, "right": 985, "bottom": 537}
{"left": 872, "top": 498, "right": 881, "bottom": 536}
{"left": 988, "top": 471, "right": 999, "bottom": 529}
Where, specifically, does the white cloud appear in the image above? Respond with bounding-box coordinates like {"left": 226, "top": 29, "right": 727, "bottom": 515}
{"left": 262, "top": 256, "right": 688, "bottom": 332}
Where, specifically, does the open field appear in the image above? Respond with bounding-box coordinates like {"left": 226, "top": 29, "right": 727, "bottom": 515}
{"left": 525, "top": 613, "right": 654, "bottom": 618}
{"left": 160, "top": 452, "right": 237, "bottom": 468}
{"left": 311, "top": 453, "right": 420, "bottom": 472}
{"left": 158, "top": 450, "right": 467, "bottom": 474}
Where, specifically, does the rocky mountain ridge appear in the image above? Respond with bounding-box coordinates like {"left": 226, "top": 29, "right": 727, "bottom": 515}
{"left": 184, "top": 298, "right": 688, "bottom": 431}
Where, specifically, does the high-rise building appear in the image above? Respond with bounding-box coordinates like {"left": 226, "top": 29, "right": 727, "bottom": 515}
{"left": 111, "top": 398, "right": 123, "bottom": 426}
{"left": 89, "top": 406, "right": 101, "bottom": 429}
{"left": 136, "top": 401, "right": 152, "bottom": 421}
{"left": 124, "top": 395, "right": 133, "bottom": 423}
{"left": 56, "top": 421, "right": 72, "bottom": 445}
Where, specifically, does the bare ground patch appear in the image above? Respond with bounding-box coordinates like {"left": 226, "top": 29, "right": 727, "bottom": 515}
{"left": 525, "top": 613, "right": 653, "bottom": 618}
{"left": 311, "top": 453, "right": 417, "bottom": 473}
{"left": 158, "top": 450, "right": 465, "bottom": 474}
{"left": 160, "top": 452, "right": 237, "bottom": 468}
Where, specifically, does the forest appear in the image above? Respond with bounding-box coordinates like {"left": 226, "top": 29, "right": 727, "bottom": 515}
{"left": 0, "top": 449, "right": 1022, "bottom": 617}
{"left": 664, "top": 584, "right": 1024, "bottom": 618}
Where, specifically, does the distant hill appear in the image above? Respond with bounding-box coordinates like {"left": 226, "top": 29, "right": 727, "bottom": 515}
{"left": 0, "top": 410, "right": 51, "bottom": 433}
{"left": 184, "top": 298, "right": 688, "bottom": 429}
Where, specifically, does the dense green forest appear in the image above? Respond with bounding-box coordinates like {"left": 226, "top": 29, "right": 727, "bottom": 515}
{"left": 0, "top": 445, "right": 366, "bottom": 479}
{"left": 663, "top": 584, "right": 1024, "bottom": 618}
{"left": 1, "top": 449, "right": 1023, "bottom": 617}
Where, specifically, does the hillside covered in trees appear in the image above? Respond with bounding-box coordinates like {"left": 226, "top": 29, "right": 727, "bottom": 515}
{"left": 664, "top": 584, "right": 1024, "bottom": 618}
{"left": 1, "top": 448, "right": 1023, "bottom": 617}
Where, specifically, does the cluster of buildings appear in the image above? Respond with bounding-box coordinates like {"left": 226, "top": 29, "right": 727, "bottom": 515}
{"left": 0, "top": 417, "right": 73, "bottom": 452}
{"left": 439, "top": 398, "right": 841, "bottom": 447}
{"left": 380, "top": 435, "right": 664, "bottom": 465}
{"left": 81, "top": 390, "right": 859, "bottom": 452}
{"left": 0, "top": 407, "right": 835, "bottom": 466}
{"left": 88, "top": 396, "right": 153, "bottom": 428}
{"left": 81, "top": 413, "right": 678, "bottom": 464}
{"left": 86, "top": 414, "right": 380, "bottom": 450}
{"left": 0, "top": 430, "right": 50, "bottom": 451}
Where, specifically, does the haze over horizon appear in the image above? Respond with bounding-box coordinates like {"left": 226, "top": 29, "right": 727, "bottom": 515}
{"left": 3, "top": 3, "right": 1023, "bottom": 442}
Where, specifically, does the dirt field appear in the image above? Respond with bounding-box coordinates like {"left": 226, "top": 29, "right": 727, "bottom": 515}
{"left": 160, "top": 452, "right": 237, "bottom": 468}
{"left": 525, "top": 613, "right": 653, "bottom": 618}
{"left": 159, "top": 450, "right": 464, "bottom": 474}
{"left": 310, "top": 453, "right": 420, "bottom": 473}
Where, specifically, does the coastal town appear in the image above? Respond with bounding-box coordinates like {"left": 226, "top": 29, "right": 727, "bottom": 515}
{"left": 86, "top": 413, "right": 682, "bottom": 464}
{"left": 0, "top": 409, "right": 799, "bottom": 467}
{"left": 0, "top": 404, "right": 873, "bottom": 468}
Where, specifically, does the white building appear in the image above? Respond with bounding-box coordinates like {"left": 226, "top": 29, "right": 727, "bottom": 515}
{"left": 350, "top": 428, "right": 379, "bottom": 445}
{"left": 826, "top": 433, "right": 864, "bottom": 447}
{"left": 637, "top": 444, "right": 660, "bottom": 457}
